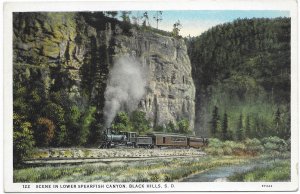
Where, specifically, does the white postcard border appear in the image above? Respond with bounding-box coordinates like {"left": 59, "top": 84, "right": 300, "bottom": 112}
{"left": 3, "top": 0, "right": 298, "bottom": 192}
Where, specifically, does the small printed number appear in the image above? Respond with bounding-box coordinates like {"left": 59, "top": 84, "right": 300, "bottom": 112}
{"left": 262, "top": 185, "right": 272, "bottom": 187}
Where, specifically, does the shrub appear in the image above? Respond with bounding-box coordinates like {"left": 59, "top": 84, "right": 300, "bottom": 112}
{"left": 262, "top": 136, "right": 288, "bottom": 160}
{"left": 231, "top": 142, "right": 246, "bottom": 156}
{"left": 130, "top": 111, "right": 151, "bottom": 134}
{"left": 286, "top": 138, "right": 291, "bottom": 151}
{"left": 35, "top": 117, "right": 55, "bottom": 147}
{"left": 244, "top": 138, "right": 264, "bottom": 156}
{"left": 205, "top": 138, "right": 224, "bottom": 155}
{"left": 13, "top": 113, "right": 35, "bottom": 167}
{"left": 111, "top": 111, "right": 133, "bottom": 132}
{"left": 41, "top": 102, "right": 66, "bottom": 146}
{"left": 208, "top": 138, "right": 223, "bottom": 148}
{"left": 177, "top": 119, "right": 191, "bottom": 134}
{"left": 222, "top": 140, "right": 247, "bottom": 156}
{"left": 222, "top": 141, "right": 235, "bottom": 155}
{"left": 228, "top": 160, "right": 290, "bottom": 182}
{"left": 80, "top": 106, "right": 96, "bottom": 145}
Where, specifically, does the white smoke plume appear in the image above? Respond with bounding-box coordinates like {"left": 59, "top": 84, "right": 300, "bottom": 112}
{"left": 104, "top": 55, "right": 148, "bottom": 127}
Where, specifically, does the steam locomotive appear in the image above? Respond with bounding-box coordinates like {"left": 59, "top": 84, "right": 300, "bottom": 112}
{"left": 99, "top": 128, "right": 208, "bottom": 149}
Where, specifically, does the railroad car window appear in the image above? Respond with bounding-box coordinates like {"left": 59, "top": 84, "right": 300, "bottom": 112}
{"left": 163, "top": 137, "right": 166, "bottom": 143}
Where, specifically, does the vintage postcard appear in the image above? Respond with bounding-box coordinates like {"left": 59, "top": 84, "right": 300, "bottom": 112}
{"left": 3, "top": 0, "right": 298, "bottom": 192}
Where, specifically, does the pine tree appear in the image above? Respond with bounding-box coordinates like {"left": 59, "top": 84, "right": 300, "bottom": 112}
{"left": 142, "top": 12, "right": 150, "bottom": 27}
{"left": 121, "top": 11, "right": 132, "bottom": 23}
{"left": 274, "top": 108, "right": 281, "bottom": 135}
{"left": 210, "top": 106, "right": 220, "bottom": 137}
{"left": 153, "top": 11, "right": 162, "bottom": 29}
{"left": 236, "top": 113, "right": 245, "bottom": 141}
{"left": 221, "top": 112, "right": 228, "bottom": 140}
{"left": 105, "top": 11, "right": 118, "bottom": 18}
{"left": 172, "top": 20, "right": 182, "bottom": 38}
{"left": 245, "top": 114, "right": 251, "bottom": 138}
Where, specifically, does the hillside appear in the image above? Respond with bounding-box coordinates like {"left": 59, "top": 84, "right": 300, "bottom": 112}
{"left": 187, "top": 17, "right": 290, "bottom": 140}
{"left": 13, "top": 12, "right": 195, "bottom": 148}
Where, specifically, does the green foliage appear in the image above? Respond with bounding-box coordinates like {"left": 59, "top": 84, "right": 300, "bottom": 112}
{"left": 223, "top": 141, "right": 246, "bottom": 156}
{"left": 88, "top": 122, "right": 105, "bottom": 145}
{"left": 245, "top": 115, "right": 252, "bottom": 137}
{"left": 229, "top": 142, "right": 246, "bottom": 156}
{"left": 13, "top": 113, "right": 35, "bottom": 167}
{"left": 41, "top": 102, "right": 66, "bottom": 146}
{"left": 121, "top": 11, "right": 132, "bottom": 22}
{"left": 154, "top": 125, "right": 165, "bottom": 132}
{"left": 165, "top": 121, "right": 176, "bottom": 133}
{"left": 244, "top": 138, "right": 264, "bottom": 156}
{"left": 35, "top": 117, "right": 55, "bottom": 147}
{"left": 205, "top": 138, "right": 224, "bottom": 155}
{"left": 152, "top": 118, "right": 191, "bottom": 134}
{"left": 286, "top": 138, "right": 291, "bottom": 151}
{"left": 14, "top": 156, "right": 247, "bottom": 182}
{"left": 177, "top": 118, "right": 190, "bottom": 134}
{"left": 130, "top": 110, "right": 151, "bottom": 135}
{"left": 111, "top": 111, "right": 133, "bottom": 132}
{"left": 221, "top": 112, "right": 229, "bottom": 140}
{"left": 272, "top": 107, "right": 290, "bottom": 139}
{"left": 236, "top": 113, "right": 245, "bottom": 141}
{"left": 206, "top": 138, "right": 265, "bottom": 156}
{"left": 80, "top": 106, "right": 96, "bottom": 145}
{"left": 13, "top": 83, "right": 30, "bottom": 117}
{"left": 262, "top": 136, "right": 288, "bottom": 161}
{"left": 203, "top": 136, "right": 290, "bottom": 158}
{"left": 120, "top": 11, "right": 132, "bottom": 34}
{"left": 222, "top": 141, "right": 234, "bottom": 155}
{"left": 65, "top": 105, "right": 82, "bottom": 146}
{"left": 187, "top": 18, "right": 291, "bottom": 139}
{"left": 14, "top": 12, "right": 188, "bottom": 149}
{"left": 210, "top": 106, "right": 221, "bottom": 137}
{"left": 229, "top": 160, "right": 290, "bottom": 182}
{"left": 172, "top": 20, "right": 182, "bottom": 38}
{"left": 104, "top": 11, "right": 118, "bottom": 18}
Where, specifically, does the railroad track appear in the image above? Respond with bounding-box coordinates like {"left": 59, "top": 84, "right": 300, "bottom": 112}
{"left": 24, "top": 153, "right": 206, "bottom": 166}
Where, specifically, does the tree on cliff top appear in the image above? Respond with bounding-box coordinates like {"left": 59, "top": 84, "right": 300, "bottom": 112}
{"left": 121, "top": 11, "right": 132, "bottom": 23}
{"left": 153, "top": 11, "right": 162, "bottom": 29}
{"left": 172, "top": 20, "right": 182, "bottom": 38}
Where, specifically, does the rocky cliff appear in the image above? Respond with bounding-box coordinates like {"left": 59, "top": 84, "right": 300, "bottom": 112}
{"left": 13, "top": 12, "right": 195, "bottom": 132}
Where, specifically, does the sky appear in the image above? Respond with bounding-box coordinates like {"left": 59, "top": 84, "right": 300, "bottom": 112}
{"left": 123, "top": 10, "right": 290, "bottom": 37}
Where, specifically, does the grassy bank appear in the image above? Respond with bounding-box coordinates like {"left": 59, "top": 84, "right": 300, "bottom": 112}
{"left": 228, "top": 159, "right": 290, "bottom": 182}
{"left": 14, "top": 156, "right": 249, "bottom": 182}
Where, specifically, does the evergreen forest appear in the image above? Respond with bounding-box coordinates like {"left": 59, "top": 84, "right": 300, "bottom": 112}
{"left": 187, "top": 17, "right": 290, "bottom": 140}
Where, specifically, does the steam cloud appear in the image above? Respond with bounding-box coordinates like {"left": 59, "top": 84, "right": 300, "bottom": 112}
{"left": 104, "top": 55, "right": 148, "bottom": 128}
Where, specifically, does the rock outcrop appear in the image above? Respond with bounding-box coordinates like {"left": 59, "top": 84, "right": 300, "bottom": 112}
{"left": 13, "top": 12, "right": 195, "bottom": 131}
{"left": 113, "top": 31, "right": 195, "bottom": 129}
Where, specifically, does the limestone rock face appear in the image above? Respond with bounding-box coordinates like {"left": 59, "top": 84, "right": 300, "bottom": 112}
{"left": 13, "top": 12, "right": 195, "bottom": 131}
{"left": 113, "top": 31, "right": 195, "bottom": 130}
{"left": 13, "top": 13, "right": 84, "bottom": 101}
